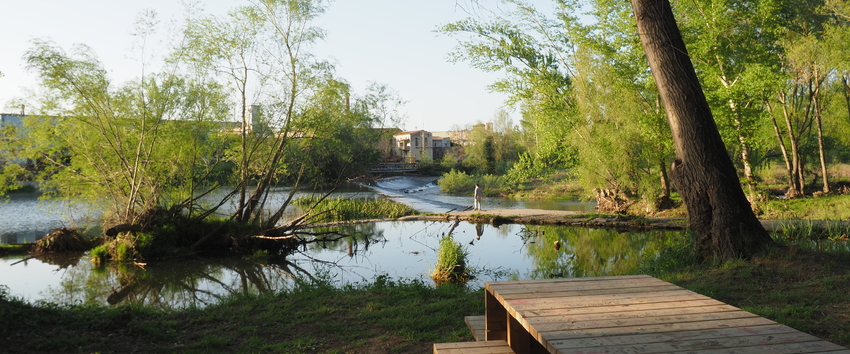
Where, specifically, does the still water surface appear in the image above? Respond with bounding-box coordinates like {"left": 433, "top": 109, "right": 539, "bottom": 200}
{"left": 1, "top": 176, "right": 616, "bottom": 308}
{"left": 0, "top": 221, "right": 685, "bottom": 309}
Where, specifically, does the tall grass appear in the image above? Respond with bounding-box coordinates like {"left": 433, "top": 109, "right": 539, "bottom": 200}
{"left": 771, "top": 219, "right": 850, "bottom": 246}
{"left": 758, "top": 194, "right": 850, "bottom": 220}
{"left": 430, "top": 234, "right": 471, "bottom": 285}
{"left": 293, "top": 196, "right": 417, "bottom": 222}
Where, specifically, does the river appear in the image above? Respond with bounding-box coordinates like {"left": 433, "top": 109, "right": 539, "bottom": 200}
{"left": 1, "top": 176, "right": 635, "bottom": 308}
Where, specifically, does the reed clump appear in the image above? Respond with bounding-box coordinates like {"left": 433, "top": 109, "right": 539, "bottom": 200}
{"left": 430, "top": 234, "right": 471, "bottom": 286}
{"left": 294, "top": 196, "right": 417, "bottom": 222}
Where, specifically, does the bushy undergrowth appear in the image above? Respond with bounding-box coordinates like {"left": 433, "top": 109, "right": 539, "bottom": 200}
{"left": 438, "top": 169, "right": 507, "bottom": 196}
{"left": 293, "top": 196, "right": 417, "bottom": 222}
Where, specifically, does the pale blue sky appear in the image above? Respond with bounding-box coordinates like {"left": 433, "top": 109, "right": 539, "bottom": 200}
{"left": 0, "top": 0, "right": 544, "bottom": 131}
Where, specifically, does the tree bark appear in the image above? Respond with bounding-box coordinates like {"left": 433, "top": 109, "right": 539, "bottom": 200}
{"left": 630, "top": 0, "right": 774, "bottom": 260}
{"left": 812, "top": 72, "right": 830, "bottom": 194}
{"left": 765, "top": 100, "right": 798, "bottom": 198}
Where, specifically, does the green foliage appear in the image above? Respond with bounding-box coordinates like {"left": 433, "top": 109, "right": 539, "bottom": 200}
{"left": 90, "top": 244, "right": 110, "bottom": 264}
{"left": 438, "top": 169, "right": 475, "bottom": 194}
{"left": 441, "top": 0, "right": 850, "bottom": 205}
{"left": 438, "top": 169, "right": 507, "bottom": 197}
{"left": 16, "top": 1, "right": 409, "bottom": 256}
{"left": 293, "top": 196, "right": 417, "bottom": 222}
{"left": 431, "top": 234, "right": 471, "bottom": 285}
{"left": 22, "top": 41, "right": 232, "bottom": 225}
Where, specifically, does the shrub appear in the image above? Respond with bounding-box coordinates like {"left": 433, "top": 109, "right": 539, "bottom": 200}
{"left": 430, "top": 234, "right": 471, "bottom": 286}
{"left": 438, "top": 169, "right": 506, "bottom": 196}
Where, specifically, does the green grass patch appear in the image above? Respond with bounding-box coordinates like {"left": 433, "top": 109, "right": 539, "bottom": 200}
{"left": 758, "top": 194, "right": 850, "bottom": 220}
{"left": 431, "top": 235, "right": 471, "bottom": 285}
{"left": 0, "top": 275, "right": 481, "bottom": 353}
{"left": 0, "top": 244, "right": 30, "bottom": 256}
{"left": 294, "top": 196, "right": 418, "bottom": 222}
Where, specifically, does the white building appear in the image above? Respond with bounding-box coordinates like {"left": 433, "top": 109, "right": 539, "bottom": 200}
{"left": 392, "top": 130, "right": 433, "bottom": 162}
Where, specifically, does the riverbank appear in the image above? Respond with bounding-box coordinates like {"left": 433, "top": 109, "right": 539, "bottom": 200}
{"left": 399, "top": 208, "right": 849, "bottom": 233}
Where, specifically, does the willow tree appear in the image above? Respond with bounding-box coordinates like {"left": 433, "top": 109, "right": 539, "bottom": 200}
{"left": 630, "top": 0, "right": 775, "bottom": 259}
{"left": 674, "top": 0, "right": 784, "bottom": 191}
{"left": 439, "top": 11, "right": 576, "bottom": 174}
{"left": 22, "top": 40, "right": 231, "bottom": 226}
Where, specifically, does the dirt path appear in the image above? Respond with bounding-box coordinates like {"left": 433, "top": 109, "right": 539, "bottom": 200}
{"left": 395, "top": 208, "right": 827, "bottom": 232}
{"left": 309, "top": 208, "right": 836, "bottom": 232}
{"left": 397, "top": 208, "right": 689, "bottom": 230}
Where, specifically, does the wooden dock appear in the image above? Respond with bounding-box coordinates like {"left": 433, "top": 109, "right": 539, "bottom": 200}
{"left": 436, "top": 275, "right": 849, "bottom": 354}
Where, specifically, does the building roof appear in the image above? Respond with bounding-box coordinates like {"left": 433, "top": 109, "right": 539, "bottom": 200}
{"left": 393, "top": 129, "right": 426, "bottom": 136}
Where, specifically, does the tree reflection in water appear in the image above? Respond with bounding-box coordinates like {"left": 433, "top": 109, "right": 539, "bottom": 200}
{"left": 14, "top": 222, "right": 688, "bottom": 308}
{"left": 517, "top": 226, "right": 686, "bottom": 279}
{"left": 42, "top": 256, "right": 311, "bottom": 309}
{"left": 38, "top": 224, "right": 388, "bottom": 309}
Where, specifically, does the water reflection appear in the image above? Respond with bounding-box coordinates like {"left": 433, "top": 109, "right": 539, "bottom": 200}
{"left": 39, "top": 256, "right": 310, "bottom": 310}
{"left": 1, "top": 221, "right": 688, "bottom": 308}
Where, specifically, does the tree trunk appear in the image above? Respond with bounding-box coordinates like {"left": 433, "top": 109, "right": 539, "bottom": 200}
{"left": 630, "top": 0, "right": 774, "bottom": 260}
{"left": 659, "top": 158, "right": 671, "bottom": 199}
{"left": 812, "top": 73, "right": 830, "bottom": 194}
{"left": 765, "top": 100, "right": 797, "bottom": 198}
{"left": 779, "top": 92, "right": 805, "bottom": 196}
{"left": 842, "top": 75, "right": 850, "bottom": 124}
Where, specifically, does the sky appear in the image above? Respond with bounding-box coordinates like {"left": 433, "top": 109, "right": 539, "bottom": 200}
{"left": 0, "top": 0, "right": 535, "bottom": 132}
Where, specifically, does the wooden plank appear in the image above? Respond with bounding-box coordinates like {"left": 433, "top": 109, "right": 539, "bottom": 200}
{"left": 546, "top": 324, "right": 800, "bottom": 349}
{"left": 509, "top": 312, "right": 533, "bottom": 354}
{"left": 486, "top": 275, "right": 653, "bottom": 288}
{"left": 466, "top": 315, "right": 486, "bottom": 341}
{"left": 506, "top": 290, "right": 708, "bottom": 312}
{"left": 483, "top": 276, "right": 849, "bottom": 354}
{"left": 486, "top": 289, "right": 508, "bottom": 341}
{"left": 675, "top": 341, "right": 849, "bottom": 354}
{"left": 433, "top": 340, "right": 517, "bottom": 354}
{"left": 541, "top": 316, "right": 780, "bottom": 341}
{"left": 522, "top": 299, "right": 727, "bottom": 318}
{"left": 490, "top": 277, "right": 671, "bottom": 294}
{"left": 529, "top": 310, "right": 761, "bottom": 333}
{"left": 498, "top": 284, "right": 684, "bottom": 300}
{"left": 524, "top": 304, "right": 742, "bottom": 325}
{"left": 551, "top": 327, "right": 830, "bottom": 353}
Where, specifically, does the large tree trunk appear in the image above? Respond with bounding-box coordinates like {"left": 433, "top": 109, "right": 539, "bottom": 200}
{"left": 630, "top": 0, "right": 774, "bottom": 260}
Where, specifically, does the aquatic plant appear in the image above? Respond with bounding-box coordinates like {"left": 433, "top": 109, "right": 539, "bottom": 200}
{"left": 293, "top": 196, "right": 417, "bottom": 222}
{"left": 430, "top": 234, "right": 471, "bottom": 286}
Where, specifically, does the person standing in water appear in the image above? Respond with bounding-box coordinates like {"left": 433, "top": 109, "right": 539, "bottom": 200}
{"left": 473, "top": 183, "right": 483, "bottom": 210}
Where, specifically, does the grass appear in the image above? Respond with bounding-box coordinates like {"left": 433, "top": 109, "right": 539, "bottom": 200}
{"left": 294, "top": 197, "right": 418, "bottom": 222}
{"left": 0, "top": 244, "right": 29, "bottom": 256}
{"left": 431, "top": 235, "right": 471, "bottom": 285}
{"left": 758, "top": 193, "right": 850, "bottom": 220}
{"left": 1, "top": 276, "right": 481, "bottom": 354}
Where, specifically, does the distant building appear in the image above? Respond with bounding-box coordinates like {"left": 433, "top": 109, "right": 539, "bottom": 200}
{"left": 392, "top": 130, "right": 433, "bottom": 162}
{"left": 1, "top": 113, "right": 34, "bottom": 166}
{"left": 431, "top": 135, "right": 452, "bottom": 161}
